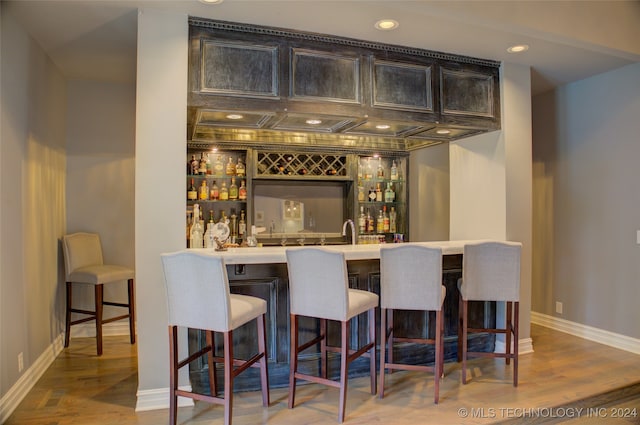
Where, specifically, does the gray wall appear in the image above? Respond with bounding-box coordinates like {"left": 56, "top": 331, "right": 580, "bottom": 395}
{"left": 532, "top": 62, "right": 640, "bottom": 339}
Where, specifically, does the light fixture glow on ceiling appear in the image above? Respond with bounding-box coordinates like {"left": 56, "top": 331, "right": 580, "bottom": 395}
{"left": 226, "top": 114, "right": 243, "bottom": 120}
{"left": 507, "top": 44, "right": 529, "bottom": 53}
{"left": 199, "top": 0, "right": 224, "bottom": 4}
{"left": 305, "top": 119, "right": 322, "bottom": 125}
{"left": 375, "top": 19, "right": 399, "bottom": 31}
{"left": 375, "top": 124, "right": 391, "bottom": 130}
{"left": 436, "top": 129, "right": 451, "bottom": 135}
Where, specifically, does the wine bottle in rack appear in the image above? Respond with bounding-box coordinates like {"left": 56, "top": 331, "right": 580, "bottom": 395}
{"left": 187, "top": 178, "right": 197, "bottom": 201}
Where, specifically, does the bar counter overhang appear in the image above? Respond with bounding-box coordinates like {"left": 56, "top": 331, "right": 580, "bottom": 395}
{"left": 177, "top": 240, "right": 509, "bottom": 391}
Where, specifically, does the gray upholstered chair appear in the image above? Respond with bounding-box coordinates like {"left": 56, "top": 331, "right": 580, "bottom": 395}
{"left": 160, "top": 251, "right": 269, "bottom": 425}
{"left": 457, "top": 241, "right": 522, "bottom": 386}
{"left": 62, "top": 232, "right": 135, "bottom": 356}
{"left": 286, "top": 247, "right": 378, "bottom": 423}
{"left": 379, "top": 245, "right": 446, "bottom": 403}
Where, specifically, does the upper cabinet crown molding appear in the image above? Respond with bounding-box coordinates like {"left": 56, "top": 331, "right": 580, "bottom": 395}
{"left": 188, "top": 18, "right": 501, "bottom": 152}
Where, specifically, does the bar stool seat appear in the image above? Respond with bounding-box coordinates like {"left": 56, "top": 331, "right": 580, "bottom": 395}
{"left": 457, "top": 241, "right": 522, "bottom": 387}
{"left": 379, "top": 245, "right": 446, "bottom": 403}
{"left": 161, "top": 251, "right": 269, "bottom": 425}
{"left": 286, "top": 247, "right": 378, "bottom": 423}
{"left": 62, "top": 232, "right": 135, "bottom": 356}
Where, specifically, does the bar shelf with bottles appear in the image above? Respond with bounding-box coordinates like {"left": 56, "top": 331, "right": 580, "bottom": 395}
{"left": 186, "top": 149, "right": 249, "bottom": 247}
{"left": 356, "top": 155, "right": 406, "bottom": 243}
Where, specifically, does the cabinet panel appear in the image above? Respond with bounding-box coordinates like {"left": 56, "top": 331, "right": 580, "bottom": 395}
{"left": 440, "top": 68, "right": 495, "bottom": 118}
{"left": 372, "top": 60, "right": 433, "bottom": 111}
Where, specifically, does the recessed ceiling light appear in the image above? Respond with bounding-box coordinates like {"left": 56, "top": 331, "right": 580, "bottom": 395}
{"left": 436, "top": 129, "right": 451, "bottom": 135}
{"left": 507, "top": 44, "right": 529, "bottom": 53}
{"left": 375, "top": 124, "right": 391, "bottom": 130}
{"left": 374, "top": 19, "right": 399, "bottom": 31}
{"left": 199, "top": 0, "right": 224, "bottom": 4}
{"left": 306, "top": 119, "right": 322, "bottom": 125}
{"left": 226, "top": 114, "right": 243, "bottom": 120}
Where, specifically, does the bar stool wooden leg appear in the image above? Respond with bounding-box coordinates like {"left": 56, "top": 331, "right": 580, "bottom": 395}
{"left": 128, "top": 278, "right": 136, "bottom": 344}
{"left": 338, "top": 320, "right": 349, "bottom": 424}
{"left": 434, "top": 308, "right": 443, "bottom": 404}
{"left": 65, "top": 282, "right": 73, "bottom": 348}
{"left": 461, "top": 298, "right": 469, "bottom": 384}
{"left": 95, "top": 284, "right": 104, "bottom": 356}
{"left": 168, "top": 326, "right": 178, "bottom": 425}
{"left": 320, "top": 318, "right": 327, "bottom": 379}
{"left": 206, "top": 330, "right": 218, "bottom": 396}
{"left": 288, "top": 314, "right": 298, "bottom": 409}
{"left": 378, "top": 307, "right": 387, "bottom": 399}
{"left": 513, "top": 302, "right": 519, "bottom": 387}
{"left": 258, "top": 314, "right": 270, "bottom": 406}
{"left": 388, "top": 309, "right": 394, "bottom": 374}
{"left": 506, "top": 301, "right": 512, "bottom": 365}
{"left": 223, "top": 330, "right": 233, "bottom": 425}
{"left": 368, "top": 308, "right": 376, "bottom": 395}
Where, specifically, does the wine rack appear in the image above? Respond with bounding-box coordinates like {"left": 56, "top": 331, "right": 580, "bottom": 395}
{"left": 255, "top": 151, "right": 348, "bottom": 177}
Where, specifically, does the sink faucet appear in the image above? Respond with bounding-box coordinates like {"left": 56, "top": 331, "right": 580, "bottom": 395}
{"left": 342, "top": 219, "right": 356, "bottom": 245}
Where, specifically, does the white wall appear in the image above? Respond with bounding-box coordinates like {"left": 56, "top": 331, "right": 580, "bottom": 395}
{"left": 532, "top": 62, "right": 640, "bottom": 339}
{"left": 0, "top": 5, "right": 67, "bottom": 413}
{"left": 134, "top": 8, "right": 188, "bottom": 410}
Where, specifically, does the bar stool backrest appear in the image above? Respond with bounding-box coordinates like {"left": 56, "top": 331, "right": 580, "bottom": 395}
{"left": 461, "top": 241, "right": 522, "bottom": 302}
{"left": 62, "top": 233, "right": 104, "bottom": 280}
{"left": 161, "top": 251, "right": 232, "bottom": 332}
{"left": 380, "top": 245, "right": 443, "bottom": 311}
{"left": 286, "top": 247, "right": 350, "bottom": 321}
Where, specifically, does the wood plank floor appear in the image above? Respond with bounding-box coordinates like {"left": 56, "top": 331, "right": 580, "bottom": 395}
{"left": 6, "top": 324, "right": 640, "bottom": 425}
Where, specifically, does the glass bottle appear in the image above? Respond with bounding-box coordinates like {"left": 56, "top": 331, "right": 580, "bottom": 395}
{"left": 226, "top": 156, "right": 236, "bottom": 176}
{"left": 365, "top": 158, "right": 373, "bottom": 180}
{"left": 187, "top": 178, "right": 197, "bottom": 201}
{"left": 384, "top": 183, "right": 394, "bottom": 203}
{"left": 368, "top": 186, "right": 376, "bottom": 202}
{"left": 390, "top": 160, "right": 399, "bottom": 181}
{"left": 358, "top": 206, "right": 366, "bottom": 233}
{"left": 198, "top": 153, "right": 207, "bottom": 175}
{"left": 189, "top": 204, "right": 204, "bottom": 248}
{"left": 389, "top": 206, "right": 397, "bottom": 233}
{"left": 210, "top": 180, "right": 219, "bottom": 200}
{"left": 206, "top": 153, "right": 212, "bottom": 175}
{"left": 377, "top": 209, "right": 384, "bottom": 233}
{"left": 238, "top": 180, "right": 247, "bottom": 200}
{"left": 366, "top": 208, "right": 374, "bottom": 233}
{"left": 358, "top": 184, "right": 365, "bottom": 202}
{"left": 219, "top": 181, "right": 229, "bottom": 200}
{"left": 198, "top": 179, "right": 208, "bottom": 200}
{"left": 229, "top": 213, "right": 238, "bottom": 243}
{"left": 377, "top": 157, "right": 384, "bottom": 178}
{"left": 383, "top": 205, "right": 390, "bottom": 232}
{"left": 189, "top": 154, "right": 198, "bottom": 175}
{"left": 238, "top": 211, "right": 246, "bottom": 238}
{"left": 236, "top": 157, "right": 245, "bottom": 177}
{"left": 229, "top": 177, "right": 238, "bottom": 200}
{"left": 375, "top": 183, "right": 383, "bottom": 202}
{"left": 214, "top": 155, "right": 224, "bottom": 176}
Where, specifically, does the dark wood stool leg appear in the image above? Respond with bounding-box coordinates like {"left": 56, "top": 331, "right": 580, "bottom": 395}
{"left": 461, "top": 299, "right": 468, "bottom": 384}
{"left": 387, "top": 309, "right": 394, "bottom": 374}
{"left": 65, "top": 282, "right": 73, "bottom": 348}
{"left": 206, "top": 330, "right": 218, "bottom": 396}
{"left": 223, "top": 330, "right": 233, "bottom": 425}
{"left": 514, "top": 301, "right": 519, "bottom": 387}
{"left": 168, "top": 326, "right": 178, "bottom": 425}
{"left": 506, "top": 301, "right": 513, "bottom": 365}
{"left": 320, "top": 318, "right": 327, "bottom": 379}
{"left": 338, "top": 320, "right": 349, "bottom": 423}
{"left": 288, "top": 314, "right": 298, "bottom": 409}
{"left": 434, "top": 308, "right": 443, "bottom": 404}
{"left": 378, "top": 307, "right": 387, "bottom": 399}
{"left": 368, "top": 308, "right": 376, "bottom": 395}
{"left": 128, "top": 278, "right": 136, "bottom": 344}
{"left": 257, "top": 313, "right": 270, "bottom": 406}
{"left": 95, "top": 284, "right": 104, "bottom": 356}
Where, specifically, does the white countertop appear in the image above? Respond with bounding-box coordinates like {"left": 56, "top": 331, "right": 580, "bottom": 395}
{"left": 184, "top": 240, "right": 491, "bottom": 265}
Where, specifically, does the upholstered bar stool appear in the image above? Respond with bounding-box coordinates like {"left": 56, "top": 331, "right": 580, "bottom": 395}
{"left": 160, "top": 251, "right": 269, "bottom": 425}
{"left": 286, "top": 247, "right": 378, "bottom": 423}
{"left": 62, "top": 232, "right": 135, "bottom": 356}
{"left": 379, "top": 245, "right": 446, "bottom": 403}
{"left": 457, "top": 241, "right": 522, "bottom": 386}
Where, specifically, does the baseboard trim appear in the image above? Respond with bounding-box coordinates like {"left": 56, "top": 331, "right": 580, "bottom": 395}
{"left": 0, "top": 334, "right": 65, "bottom": 423}
{"left": 494, "top": 337, "right": 534, "bottom": 355}
{"left": 531, "top": 311, "right": 640, "bottom": 355}
{"left": 135, "top": 386, "right": 194, "bottom": 412}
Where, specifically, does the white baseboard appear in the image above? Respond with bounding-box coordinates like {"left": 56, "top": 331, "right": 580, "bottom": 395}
{"left": 0, "top": 334, "right": 65, "bottom": 423}
{"left": 531, "top": 311, "right": 640, "bottom": 355}
{"left": 135, "top": 386, "right": 194, "bottom": 412}
{"left": 494, "top": 337, "right": 534, "bottom": 355}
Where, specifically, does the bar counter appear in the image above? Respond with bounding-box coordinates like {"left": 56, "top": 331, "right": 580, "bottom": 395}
{"left": 185, "top": 240, "right": 499, "bottom": 392}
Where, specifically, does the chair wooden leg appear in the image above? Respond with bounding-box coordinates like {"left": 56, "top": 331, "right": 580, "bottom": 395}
{"left": 128, "top": 278, "right": 136, "bottom": 344}
{"left": 95, "top": 285, "right": 104, "bottom": 356}
{"left": 288, "top": 314, "right": 298, "bottom": 409}
{"left": 223, "top": 331, "right": 233, "bottom": 425}
{"left": 457, "top": 294, "right": 463, "bottom": 363}
{"left": 461, "top": 298, "right": 468, "bottom": 384}
{"left": 513, "top": 302, "right": 519, "bottom": 387}
{"left": 387, "top": 309, "right": 394, "bottom": 374}
{"left": 65, "top": 282, "right": 72, "bottom": 348}
{"left": 368, "top": 308, "right": 376, "bottom": 395}
{"left": 434, "top": 308, "right": 443, "bottom": 404}
{"left": 257, "top": 313, "right": 270, "bottom": 406}
{"left": 506, "top": 301, "right": 512, "bottom": 365}
{"left": 168, "top": 326, "right": 178, "bottom": 425}
{"left": 206, "top": 330, "right": 218, "bottom": 397}
{"left": 378, "top": 307, "right": 387, "bottom": 399}
{"left": 320, "top": 318, "right": 327, "bottom": 379}
{"left": 338, "top": 320, "right": 349, "bottom": 423}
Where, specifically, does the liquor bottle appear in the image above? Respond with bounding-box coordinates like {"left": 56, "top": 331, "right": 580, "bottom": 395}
{"left": 358, "top": 185, "right": 365, "bottom": 202}
{"left": 357, "top": 161, "right": 363, "bottom": 180}
{"left": 236, "top": 157, "right": 245, "bottom": 177}
{"left": 377, "top": 209, "right": 384, "bottom": 233}
{"left": 389, "top": 206, "right": 397, "bottom": 233}
{"left": 189, "top": 154, "right": 198, "bottom": 175}
{"left": 198, "top": 153, "right": 207, "bottom": 175}
{"left": 226, "top": 156, "right": 236, "bottom": 176}
{"left": 229, "top": 177, "right": 238, "bottom": 200}
{"left": 214, "top": 155, "right": 224, "bottom": 175}
{"left": 383, "top": 205, "right": 390, "bottom": 232}
{"left": 209, "top": 210, "right": 215, "bottom": 225}
{"left": 366, "top": 208, "right": 374, "bottom": 233}
{"left": 219, "top": 210, "right": 229, "bottom": 225}
{"left": 219, "top": 181, "right": 229, "bottom": 200}
{"left": 229, "top": 213, "right": 238, "bottom": 243}
{"left": 375, "top": 183, "right": 383, "bottom": 202}
{"left": 187, "top": 178, "right": 197, "bottom": 200}
{"left": 189, "top": 204, "right": 204, "bottom": 248}
{"left": 238, "top": 180, "right": 247, "bottom": 200}
{"left": 390, "top": 160, "right": 399, "bottom": 181}
{"left": 377, "top": 157, "right": 384, "bottom": 178}
{"left": 210, "top": 181, "right": 219, "bottom": 200}
{"left": 206, "top": 153, "right": 212, "bottom": 175}
{"left": 358, "top": 206, "right": 366, "bottom": 233}
{"left": 186, "top": 210, "right": 192, "bottom": 247}
{"left": 238, "top": 211, "right": 246, "bottom": 239}
{"left": 368, "top": 187, "right": 376, "bottom": 202}
{"left": 384, "top": 183, "right": 394, "bottom": 203}
{"left": 198, "top": 179, "right": 209, "bottom": 200}
{"left": 365, "top": 158, "right": 373, "bottom": 180}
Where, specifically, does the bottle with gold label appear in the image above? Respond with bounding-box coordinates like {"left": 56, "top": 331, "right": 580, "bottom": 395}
{"left": 219, "top": 181, "right": 229, "bottom": 200}
{"left": 236, "top": 157, "right": 245, "bottom": 177}
{"left": 226, "top": 156, "right": 236, "bottom": 176}
{"left": 375, "top": 183, "right": 383, "bottom": 202}
{"left": 210, "top": 181, "right": 219, "bottom": 200}
{"left": 383, "top": 205, "right": 390, "bottom": 232}
{"left": 389, "top": 206, "right": 397, "bottom": 233}
{"left": 229, "top": 177, "right": 238, "bottom": 200}
{"left": 214, "top": 155, "right": 224, "bottom": 176}
{"left": 198, "top": 180, "right": 209, "bottom": 200}
{"left": 238, "top": 180, "right": 247, "bottom": 200}
{"left": 238, "top": 211, "right": 246, "bottom": 239}
{"left": 187, "top": 178, "right": 197, "bottom": 201}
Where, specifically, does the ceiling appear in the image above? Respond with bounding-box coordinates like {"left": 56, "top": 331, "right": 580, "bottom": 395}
{"left": 5, "top": 0, "right": 640, "bottom": 96}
